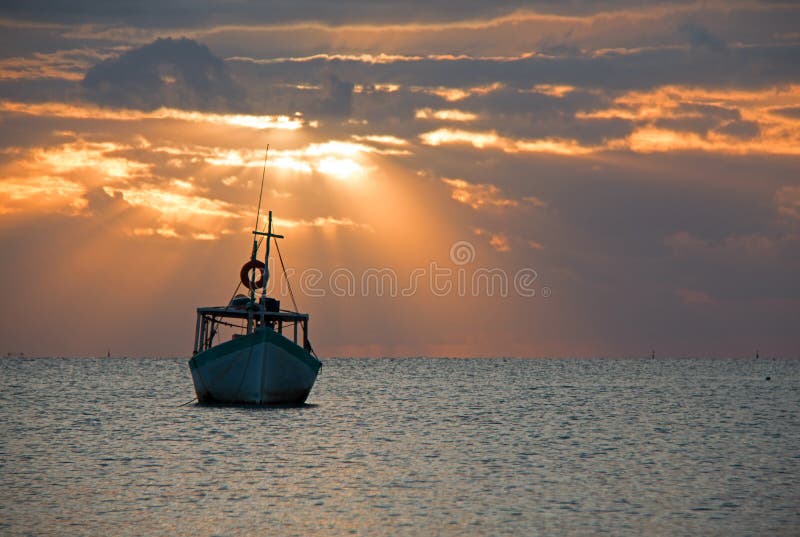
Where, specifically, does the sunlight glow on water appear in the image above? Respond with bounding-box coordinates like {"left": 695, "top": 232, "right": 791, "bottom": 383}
{"left": 1, "top": 358, "right": 798, "bottom": 535}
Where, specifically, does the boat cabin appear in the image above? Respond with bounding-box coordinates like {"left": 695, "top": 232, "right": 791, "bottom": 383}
{"left": 192, "top": 296, "right": 311, "bottom": 355}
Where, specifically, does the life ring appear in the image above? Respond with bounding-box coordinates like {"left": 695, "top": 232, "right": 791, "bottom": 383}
{"left": 240, "top": 259, "right": 265, "bottom": 290}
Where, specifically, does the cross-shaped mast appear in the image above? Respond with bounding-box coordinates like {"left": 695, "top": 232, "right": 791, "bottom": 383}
{"left": 252, "top": 210, "right": 284, "bottom": 300}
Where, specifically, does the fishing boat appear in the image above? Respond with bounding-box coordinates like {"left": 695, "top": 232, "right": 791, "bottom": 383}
{"left": 188, "top": 159, "right": 321, "bottom": 404}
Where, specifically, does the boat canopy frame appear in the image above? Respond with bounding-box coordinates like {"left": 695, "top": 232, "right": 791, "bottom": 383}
{"left": 193, "top": 305, "right": 310, "bottom": 355}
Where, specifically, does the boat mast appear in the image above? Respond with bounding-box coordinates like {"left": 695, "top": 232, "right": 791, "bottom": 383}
{"left": 254, "top": 145, "right": 269, "bottom": 233}
{"left": 263, "top": 211, "right": 273, "bottom": 298}
{"left": 248, "top": 144, "right": 284, "bottom": 303}
{"left": 249, "top": 146, "right": 270, "bottom": 304}
{"left": 244, "top": 144, "right": 283, "bottom": 333}
{"left": 253, "top": 210, "right": 284, "bottom": 300}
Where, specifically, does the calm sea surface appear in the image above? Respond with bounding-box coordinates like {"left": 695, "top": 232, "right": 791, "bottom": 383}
{"left": 1, "top": 357, "right": 798, "bottom": 536}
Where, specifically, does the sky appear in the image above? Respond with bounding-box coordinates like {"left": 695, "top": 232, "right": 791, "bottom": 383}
{"left": 0, "top": 1, "right": 798, "bottom": 358}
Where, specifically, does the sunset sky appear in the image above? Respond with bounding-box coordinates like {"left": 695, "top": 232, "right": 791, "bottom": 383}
{"left": 1, "top": 1, "right": 798, "bottom": 358}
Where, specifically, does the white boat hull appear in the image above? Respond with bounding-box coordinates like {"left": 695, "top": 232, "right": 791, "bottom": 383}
{"left": 189, "top": 327, "right": 321, "bottom": 404}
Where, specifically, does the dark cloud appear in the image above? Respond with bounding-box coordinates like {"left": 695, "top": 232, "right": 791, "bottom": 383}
{"left": 0, "top": 79, "right": 80, "bottom": 104}
{"left": 716, "top": 120, "right": 760, "bottom": 139}
{"left": 0, "top": 1, "right": 655, "bottom": 28}
{"left": 772, "top": 106, "right": 800, "bottom": 119}
{"left": 680, "top": 22, "right": 728, "bottom": 53}
{"left": 82, "top": 37, "right": 244, "bottom": 111}
{"left": 84, "top": 186, "right": 127, "bottom": 214}
{"left": 317, "top": 74, "right": 355, "bottom": 117}
{"left": 230, "top": 43, "right": 800, "bottom": 101}
{"left": 653, "top": 117, "right": 728, "bottom": 136}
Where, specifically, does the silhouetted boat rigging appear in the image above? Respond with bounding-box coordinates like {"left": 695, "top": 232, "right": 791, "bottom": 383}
{"left": 188, "top": 147, "right": 321, "bottom": 404}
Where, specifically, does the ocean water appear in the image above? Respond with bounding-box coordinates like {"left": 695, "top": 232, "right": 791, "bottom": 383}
{"left": 1, "top": 357, "right": 798, "bottom": 536}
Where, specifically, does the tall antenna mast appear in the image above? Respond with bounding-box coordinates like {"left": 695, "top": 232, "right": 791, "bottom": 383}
{"left": 250, "top": 145, "right": 284, "bottom": 301}
{"left": 254, "top": 145, "right": 269, "bottom": 231}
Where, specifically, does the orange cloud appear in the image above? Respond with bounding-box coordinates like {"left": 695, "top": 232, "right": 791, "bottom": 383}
{"left": 580, "top": 85, "right": 800, "bottom": 155}
{"left": 200, "top": 140, "right": 407, "bottom": 179}
{"left": 420, "top": 85, "right": 800, "bottom": 156}
{"left": 0, "top": 47, "right": 116, "bottom": 81}
{"left": 414, "top": 83, "right": 505, "bottom": 102}
{"left": 0, "top": 100, "right": 304, "bottom": 130}
{"left": 0, "top": 176, "right": 87, "bottom": 214}
{"left": 415, "top": 108, "right": 478, "bottom": 121}
{"left": 353, "top": 83, "right": 401, "bottom": 93}
{"left": 351, "top": 134, "right": 409, "bottom": 146}
{"left": 274, "top": 216, "right": 371, "bottom": 231}
{"left": 104, "top": 185, "right": 242, "bottom": 220}
{"left": 128, "top": 226, "right": 181, "bottom": 239}
{"left": 0, "top": 135, "right": 238, "bottom": 235}
{"left": 442, "top": 178, "right": 543, "bottom": 211}
{"left": 522, "top": 84, "right": 576, "bottom": 98}
{"left": 471, "top": 227, "right": 514, "bottom": 251}
{"left": 0, "top": 137, "right": 149, "bottom": 215}
{"left": 231, "top": 51, "right": 538, "bottom": 65}
{"left": 231, "top": 52, "right": 425, "bottom": 64}
{"left": 0, "top": 125, "right": 384, "bottom": 239}
{"left": 489, "top": 233, "right": 511, "bottom": 252}
{"left": 28, "top": 139, "right": 149, "bottom": 179}
{"left": 622, "top": 126, "right": 800, "bottom": 156}
{"left": 420, "top": 128, "right": 594, "bottom": 155}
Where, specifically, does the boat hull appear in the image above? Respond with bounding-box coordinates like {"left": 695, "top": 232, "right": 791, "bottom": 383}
{"left": 188, "top": 328, "right": 321, "bottom": 404}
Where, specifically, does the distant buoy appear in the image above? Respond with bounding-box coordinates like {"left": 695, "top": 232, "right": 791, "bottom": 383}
{"left": 766, "top": 376, "right": 771, "bottom": 381}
